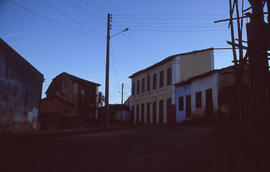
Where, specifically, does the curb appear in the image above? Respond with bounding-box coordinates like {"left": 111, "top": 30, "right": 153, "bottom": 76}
{"left": 0, "top": 126, "right": 129, "bottom": 143}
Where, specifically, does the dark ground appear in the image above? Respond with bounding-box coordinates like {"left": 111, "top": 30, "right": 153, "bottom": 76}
{"left": 0, "top": 124, "right": 269, "bottom": 172}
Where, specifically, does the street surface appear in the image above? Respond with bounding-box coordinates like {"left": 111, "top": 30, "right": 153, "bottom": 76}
{"left": 0, "top": 125, "right": 233, "bottom": 172}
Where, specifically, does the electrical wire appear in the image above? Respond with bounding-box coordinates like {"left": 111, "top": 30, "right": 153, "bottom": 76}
{"left": 64, "top": 0, "right": 105, "bottom": 26}
{"left": 90, "top": 0, "right": 110, "bottom": 14}
{"left": 113, "top": 29, "right": 226, "bottom": 33}
{"left": 77, "top": 0, "right": 107, "bottom": 17}
{"left": 70, "top": 0, "right": 105, "bottom": 21}
{"left": 40, "top": 0, "right": 105, "bottom": 37}
{"left": 7, "top": 0, "right": 105, "bottom": 39}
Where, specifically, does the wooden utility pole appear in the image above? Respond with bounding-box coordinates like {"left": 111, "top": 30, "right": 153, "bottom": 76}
{"left": 105, "top": 13, "right": 112, "bottom": 129}
{"left": 121, "top": 83, "right": 124, "bottom": 104}
{"left": 246, "top": 0, "right": 269, "bottom": 142}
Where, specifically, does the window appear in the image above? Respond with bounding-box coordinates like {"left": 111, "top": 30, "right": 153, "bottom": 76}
{"left": 195, "top": 91, "right": 202, "bottom": 108}
{"left": 80, "top": 89, "right": 85, "bottom": 99}
{"left": 153, "top": 73, "right": 157, "bottom": 89}
{"left": 167, "top": 67, "right": 172, "bottom": 85}
{"left": 159, "top": 100, "right": 164, "bottom": 123}
{"left": 132, "top": 106, "right": 135, "bottom": 123}
{"left": 153, "top": 102, "right": 157, "bottom": 123}
{"left": 137, "top": 80, "right": 140, "bottom": 94}
{"left": 141, "top": 104, "right": 145, "bottom": 123}
{"left": 136, "top": 105, "right": 139, "bottom": 123}
{"left": 147, "top": 103, "right": 150, "bottom": 123}
{"left": 167, "top": 98, "right": 172, "bottom": 123}
{"left": 179, "top": 97, "right": 184, "bottom": 111}
{"left": 132, "top": 82, "right": 135, "bottom": 95}
{"left": 147, "top": 75, "right": 151, "bottom": 91}
{"left": 159, "top": 71, "right": 164, "bottom": 88}
{"left": 142, "top": 78, "right": 145, "bottom": 93}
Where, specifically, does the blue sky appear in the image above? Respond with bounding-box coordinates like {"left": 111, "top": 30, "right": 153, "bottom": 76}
{"left": 0, "top": 0, "right": 251, "bottom": 103}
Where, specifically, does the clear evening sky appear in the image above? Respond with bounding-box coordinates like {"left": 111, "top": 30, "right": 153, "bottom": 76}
{"left": 0, "top": 0, "right": 250, "bottom": 104}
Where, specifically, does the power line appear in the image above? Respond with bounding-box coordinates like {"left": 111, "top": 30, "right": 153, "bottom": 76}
{"left": 70, "top": 0, "right": 105, "bottom": 21}
{"left": 40, "top": 0, "right": 105, "bottom": 37}
{"left": 7, "top": 0, "right": 104, "bottom": 39}
{"left": 112, "top": 29, "right": 226, "bottom": 33}
{"left": 77, "top": 0, "right": 107, "bottom": 17}
{"left": 90, "top": 0, "right": 110, "bottom": 14}
{"left": 64, "top": 0, "right": 105, "bottom": 26}
{"left": 112, "top": 25, "right": 225, "bottom": 29}
{"left": 113, "top": 14, "right": 228, "bottom": 17}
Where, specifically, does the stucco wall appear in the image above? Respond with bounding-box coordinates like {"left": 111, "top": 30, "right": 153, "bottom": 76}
{"left": 190, "top": 72, "right": 219, "bottom": 119}
{"left": 175, "top": 85, "right": 191, "bottom": 123}
{"left": 180, "top": 49, "right": 214, "bottom": 82}
{"left": 175, "top": 72, "right": 219, "bottom": 122}
{"left": 0, "top": 44, "right": 43, "bottom": 131}
{"left": 131, "top": 61, "right": 173, "bottom": 124}
{"left": 130, "top": 49, "right": 214, "bottom": 124}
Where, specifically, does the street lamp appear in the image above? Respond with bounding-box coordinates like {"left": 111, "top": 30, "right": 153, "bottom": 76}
{"left": 105, "top": 13, "right": 128, "bottom": 129}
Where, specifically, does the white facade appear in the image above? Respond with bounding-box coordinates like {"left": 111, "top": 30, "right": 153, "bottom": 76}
{"left": 175, "top": 71, "right": 219, "bottom": 122}
{"left": 129, "top": 48, "right": 215, "bottom": 124}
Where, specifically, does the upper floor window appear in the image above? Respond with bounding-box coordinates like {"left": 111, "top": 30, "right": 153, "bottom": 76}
{"left": 153, "top": 73, "right": 157, "bottom": 89}
{"left": 147, "top": 75, "right": 151, "bottom": 91}
{"left": 159, "top": 71, "right": 164, "bottom": 88}
{"left": 132, "top": 82, "right": 135, "bottom": 95}
{"left": 137, "top": 80, "right": 140, "bottom": 94}
{"left": 167, "top": 67, "right": 172, "bottom": 85}
{"left": 195, "top": 91, "right": 202, "bottom": 108}
{"left": 142, "top": 78, "right": 145, "bottom": 93}
{"left": 80, "top": 89, "right": 85, "bottom": 99}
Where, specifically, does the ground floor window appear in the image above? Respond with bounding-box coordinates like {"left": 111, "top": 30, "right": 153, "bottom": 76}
{"left": 136, "top": 105, "right": 139, "bottom": 123}
{"left": 159, "top": 100, "right": 164, "bottom": 123}
{"left": 132, "top": 106, "right": 135, "bottom": 123}
{"left": 141, "top": 104, "right": 145, "bottom": 123}
{"left": 147, "top": 103, "right": 150, "bottom": 123}
{"left": 167, "top": 98, "right": 172, "bottom": 122}
{"left": 153, "top": 102, "right": 157, "bottom": 123}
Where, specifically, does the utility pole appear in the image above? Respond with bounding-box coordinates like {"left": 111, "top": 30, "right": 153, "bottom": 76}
{"left": 246, "top": 0, "right": 269, "bottom": 143}
{"left": 121, "top": 83, "right": 124, "bottom": 104}
{"left": 105, "top": 13, "right": 112, "bottom": 129}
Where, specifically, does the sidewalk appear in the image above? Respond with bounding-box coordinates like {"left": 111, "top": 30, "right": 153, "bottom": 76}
{"left": 0, "top": 125, "right": 129, "bottom": 141}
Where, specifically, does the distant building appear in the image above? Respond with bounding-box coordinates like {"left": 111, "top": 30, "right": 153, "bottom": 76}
{"left": 98, "top": 104, "right": 131, "bottom": 124}
{"left": 40, "top": 73, "right": 100, "bottom": 128}
{"left": 129, "top": 48, "right": 214, "bottom": 124}
{"left": 0, "top": 39, "right": 44, "bottom": 131}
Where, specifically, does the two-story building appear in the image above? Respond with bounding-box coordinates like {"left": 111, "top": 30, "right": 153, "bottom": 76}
{"left": 40, "top": 73, "right": 100, "bottom": 128}
{"left": 129, "top": 48, "right": 214, "bottom": 124}
{"left": 0, "top": 39, "right": 44, "bottom": 131}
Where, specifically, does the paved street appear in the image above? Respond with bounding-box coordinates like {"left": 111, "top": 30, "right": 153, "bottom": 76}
{"left": 0, "top": 125, "right": 233, "bottom": 172}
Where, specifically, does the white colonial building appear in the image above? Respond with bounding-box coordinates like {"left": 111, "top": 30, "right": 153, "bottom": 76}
{"left": 129, "top": 48, "right": 215, "bottom": 124}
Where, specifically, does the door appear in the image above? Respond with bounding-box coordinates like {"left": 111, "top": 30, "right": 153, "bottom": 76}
{"left": 167, "top": 98, "right": 172, "bottom": 123}
{"left": 205, "top": 89, "right": 214, "bottom": 120}
{"left": 186, "top": 95, "right": 191, "bottom": 118}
